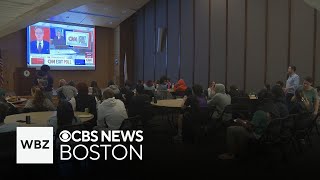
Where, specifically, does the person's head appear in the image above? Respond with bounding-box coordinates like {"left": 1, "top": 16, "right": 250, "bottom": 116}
{"left": 34, "top": 27, "right": 44, "bottom": 41}
{"left": 40, "top": 65, "right": 50, "bottom": 72}
{"left": 303, "top": 76, "right": 313, "bottom": 89}
{"left": 210, "top": 81, "right": 216, "bottom": 88}
{"left": 264, "top": 83, "right": 271, "bottom": 91}
{"left": 76, "top": 82, "right": 89, "bottom": 95}
{"left": 192, "top": 84, "right": 203, "bottom": 97}
{"left": 57, "top": 100, "right": 74, "bottom": 127}
{"left": 288, "top": 65, "right": 296, "bottom": 75}
{"left": 56, "top": 29, "right": 62, "bottom": 37}
{"left": 31, "top": 86, "right": 46, "bottom": 109}
{"left": 102, "top": 88, "right": 115, "bottom": 100}
{"left": 159, "top": 76, "right": 167, "bottom": 84}
{"left": 68, "top": 81, "right": 76, "bottom": 87}
{"left": 108, "top": 80, "right": 115, "bottom": 86}
{"left": 146, "top": 80, "right": 153, "bottom": 87}
{"left": 59, "top": 79, "right": 67, "bottom": 87}
{"left": 0, "top": 102, "right": 9, "bottom": 122}
{"left": 91, "top": 81, "right": 99, "bottom": 88}
{"left": 258, "top": 89, "right": 272, "bottom": 103}
{"left": 276, "top": 81, "right": 284, "bottom": 88}
{"left": 294, "top": 87, "right": 304, "bottom": 101}
{"left": 137, "top": 80, "right": 143, "bottom": 85}
{"left": 214, "top": 84, "right": 226, "bottom": 94}
{"left": 271, "top": 85, "right": 285, "bottom": 100}
{"left": 136, "top": 84, "right": 145, "bottom": 95}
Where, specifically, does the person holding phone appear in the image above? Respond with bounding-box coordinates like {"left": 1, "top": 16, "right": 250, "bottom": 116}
{"left": 301, "top": 76, "right": 319, "bottom": 115}
{"left": 290, "top": 87, "right": 312, "bottom": 114}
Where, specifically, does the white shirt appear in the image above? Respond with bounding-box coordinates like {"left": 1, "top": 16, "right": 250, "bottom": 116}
{"left": 37, "top": 40, "right": 44, "bottom": 49}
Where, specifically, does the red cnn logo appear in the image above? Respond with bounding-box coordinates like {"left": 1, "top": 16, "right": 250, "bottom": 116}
{"left": 68, "top": 36, "right": 77, "bottom": 41}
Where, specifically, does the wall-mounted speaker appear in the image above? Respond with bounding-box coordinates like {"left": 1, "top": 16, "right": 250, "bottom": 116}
{"left": 156, "top": 27, "right": 166, "bottom": 53}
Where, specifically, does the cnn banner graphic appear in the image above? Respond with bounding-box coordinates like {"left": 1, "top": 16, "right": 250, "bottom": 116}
{"left": 65, "top": 31, "right": 89, "bottom": 48}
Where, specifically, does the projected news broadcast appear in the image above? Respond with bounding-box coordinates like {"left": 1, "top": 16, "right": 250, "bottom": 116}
{"left": 27, "top": 22, "right": 95, "bottom": 70}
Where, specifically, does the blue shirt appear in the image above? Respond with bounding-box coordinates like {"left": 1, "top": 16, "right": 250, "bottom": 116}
{"left": 286, "top": 73, "right": 300, "bottom": 94}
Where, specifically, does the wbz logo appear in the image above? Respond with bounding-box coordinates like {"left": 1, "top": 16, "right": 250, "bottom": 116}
{"left": 16, "top": 127, "right": 53, "bottom": 164}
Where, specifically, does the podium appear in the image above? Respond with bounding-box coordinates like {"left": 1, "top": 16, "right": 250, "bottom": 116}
{"left": 13, "top": 67, "right": 36, "bottom": 96}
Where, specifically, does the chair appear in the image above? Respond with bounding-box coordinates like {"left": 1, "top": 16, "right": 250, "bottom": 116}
{"left": 308, "top": 112, "right": 320, "bottom": 136}
{"left": 119, "top": 116, "right": 142, "bottom": 131}
{"left": 250, "top": 117, "right": 289, "bottom": 161}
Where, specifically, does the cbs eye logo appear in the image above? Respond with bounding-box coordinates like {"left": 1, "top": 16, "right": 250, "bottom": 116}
{"left": 59, "top": 130, "right": 71, "bottom": 142}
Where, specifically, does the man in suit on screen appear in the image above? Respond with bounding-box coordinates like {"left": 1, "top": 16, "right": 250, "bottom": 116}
{"left": 30, "top": 27, "right": 50, "bottom": 54}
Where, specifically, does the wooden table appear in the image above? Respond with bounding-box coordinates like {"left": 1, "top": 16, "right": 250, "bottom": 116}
{"left": 4, "top": 111, "right": 93, "bottom": 127}
{"left": 151, "top": 99, "right": 185, "bottom": 108}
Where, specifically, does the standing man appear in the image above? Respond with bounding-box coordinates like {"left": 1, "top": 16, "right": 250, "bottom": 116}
{"left": 285, "top": 65, "right": 300, "bottom": 108}
{"left": 34, "top": 65, "right": 54, "bottom": 101}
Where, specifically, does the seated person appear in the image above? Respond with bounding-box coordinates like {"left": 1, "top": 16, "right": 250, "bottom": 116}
{"left": 24, "top": 86, "right": 56, "bottom": 112}
{"left": 219, "top": 94, "right": 280, "bottom": 160}
{"left": 128, "top": 84, "right": 151, "bottom": 117}
{"left": 174, "top": 79, "right": 187, "bottom": 96}
{"left": 208, "top": 84, "right": 231, "bottom": 119}
{"left": 271, "top": 85, "right": 289, "bottom": 117}
{"left": 173, "top": 84, "right": 208, "bottom": 142}
{"left": 95, "top": 88, "right": 128, "bottom": 131}
{"left": 276, "top": 80, "right": 285, "bottom": 92}
{"left": 158, "top": 76, "right": 168, "bottom": 91}
{"left": 0, "top": 102, "right": 18, "bottom": 133}
{"left": 90, "top": 81, "right": 102, "bottom": 101}
{"left": 228, "top": 85, "right": 241, "bottom": 99}
{"left": 71, "top": 83, "right": 97, "bottom": 122}
{"left": 301, "top": 76, "right": 319, "bottom": 115}
{"left": 207, "top": 81, "right": 216, "bottom": 100}
{"left": 144, "top": 80, "right": 155, "bottom": 92}
{"left": 48, "top": 100, "right": 81, "bottom": 134}
{"left": 290, "top": 87, "right": 312, "bottom": 114}
{"left": 56, "top": 79, "right": 78, "bottom": 100}
{"left": 120, "top": 80, "right": 134, "bottom": 106}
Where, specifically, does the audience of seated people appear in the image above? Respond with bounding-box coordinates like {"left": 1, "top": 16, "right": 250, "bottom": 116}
{"left": 208, "top": 83, "right": 231, "bottom": 120}
{"left": 24, "top": 86, "right": 56, "bottom": 112}
{"left": 95, "top": 88, "right": 128, "bottom": 131}
{"left": 0, "top": 102, "right": 18, "bottom": 133}
{"left": 48, "top": 100, "right": 81, "bottom": 134}
{"left": 174, "top": 84, "right": 207, "bottom": 142}
{"left": 90, "top": 81, "right": 102, "bottom": 101}
{"left": 56, "top": 79, "right": 78, "bottom": 101}
{"left": 70, "top": 82, "right": 97, "bottom": 123}
{"left": 271, "top": 85, "right": 289, "bottom": 118}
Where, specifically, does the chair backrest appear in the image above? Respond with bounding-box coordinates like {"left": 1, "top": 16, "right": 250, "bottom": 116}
{"left": 119, "top": 116, "right": 142, "bottom": 131}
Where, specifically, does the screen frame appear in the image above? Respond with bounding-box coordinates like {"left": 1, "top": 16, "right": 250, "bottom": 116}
{"left": 26, "top": 21, "right": 96, "bottom": 71}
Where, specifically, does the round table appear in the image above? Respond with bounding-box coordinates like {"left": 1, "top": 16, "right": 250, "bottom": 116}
{"left": 151, "top": 99, "right": 185, "bottom": 108}
{"left": 4, "top": 111, "right": 94, "bottom": 127}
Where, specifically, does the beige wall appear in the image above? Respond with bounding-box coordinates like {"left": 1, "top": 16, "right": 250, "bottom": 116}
{"left": 0, "top": 26, "right": 114, "bottom": 91}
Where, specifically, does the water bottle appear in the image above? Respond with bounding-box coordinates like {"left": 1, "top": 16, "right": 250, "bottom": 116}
{"left": 153, "top": 96, "right": 157, "bottom": 104}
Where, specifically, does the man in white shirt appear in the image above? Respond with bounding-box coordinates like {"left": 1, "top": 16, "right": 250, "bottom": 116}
{"left": 95, "top": 88, "right": 128, "bottom": 131}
